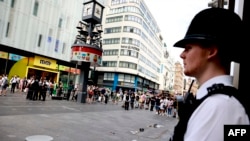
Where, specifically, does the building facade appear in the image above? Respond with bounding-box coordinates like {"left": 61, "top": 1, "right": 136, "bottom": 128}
{"left": 183, "top": 77, "right": 199, "bottom": 96}
{"left": 0, "top": 0, "right": 82, "bottom": 87}
{"left": 95, "top": 0, "right": 166, "bottom": 93}
{"left": 0, "top": 0, "right": 177, "bottom": 92}
{"left": 173, "top": 61, "right": 184, "bottom": 94}
{"left": 159, "top": 53, "right": 175, "bottom": 91}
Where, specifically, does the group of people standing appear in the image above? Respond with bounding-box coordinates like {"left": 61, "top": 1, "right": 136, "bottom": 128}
{"left": 156, "top": 96, "right": 176, "bottom": 117}
{"left": 86, "top": 85, "right": 110, "bottom": 104}
{"left": 117, "top": 90, "right": 177, "bottom": 117}
{"left": 0, "top": 74, "right": 26, "bottom": 96}
{"left": 25, "top": 76, "right": 54, "bottom": 101}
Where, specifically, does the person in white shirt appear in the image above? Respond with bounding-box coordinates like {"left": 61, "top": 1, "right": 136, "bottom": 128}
{"left": 159, "top": 97, "right": 166, "bottom": 116}
{"left": 10, "top": 75, "right": 17, "bottom": 93}
{"left": 1, "top": 74, "right": 8, "bottom": 96}
{"left": 170, "top": 8, "right": 249, "bottom": 141}
{"left": 166, "top": 98, "right": 173, "bottom": 117}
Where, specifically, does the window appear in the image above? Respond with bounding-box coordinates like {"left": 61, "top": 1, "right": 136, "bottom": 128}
{"left": 124, "top": 15, "right": 142, "bottom": 24}
{"left": 103, "top": 49, "right": 119, "bottom": 56}
{"left": 129, "top": 0, "right": 139, "bottom": 4}
{"left": 103, "top": 38, "right": 120, "bottom": 44}
{"left": 104, "top": 27, "right": 121, "bottom": 34}
{"left": 37, "top": 34, "right": 42, "bottom": 47}
{"left": 137, "top": 77, "right": 142, "bottom": 85}
{"left": 124, "top": 74, "right": 131, "bottom": 82}
{"left": 119, "top": 74, "right": 135, "bottom": 83}
{"left": 122, "top": 37, "right": 140, "bottom": 47}
{"left": 48, "top": 28, "right": 53, "bottom": 43}
{"left": 106, "top": 16, "right": 123, "bottom": 23}
{"left": 58, "top": 18, "right": 63, "bottom": 28}
{"left": 33, "top": 1, "right": 39, "bottom": 16}
{"left": 119, "top": 61, "right": 137, "bottom": 70}
{"left": 104, "top": 73, "right": 114, "bottom": 80}
{"left": 118, "top": 74, "right": 124, "bottom": 81}
{"left": 5, "top": 22, "right": 10, "bottom": 37}
{"left": 111, "top": 0, "right": 128, "bottom": 5}
{"left": 120, "top": 49, "right": 138, "bottom": 58}
{"left": 102, "top": 61, "right": 117, "bottom": 67}
{"left": 11, "top": 0, "right": 15, "bottom": 8}
{"left": 123, "top": 26, "right": 141, "bottom": 35}
{"left": 55, "top": 40, "right": 59, "bottom": 52}
{"left": 62, "top": 43, "right": 66, "bottom": 54}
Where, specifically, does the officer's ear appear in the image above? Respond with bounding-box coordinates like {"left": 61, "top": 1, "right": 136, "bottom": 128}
{"left": 206, "top": 45, "right": 218, "bottom": 60}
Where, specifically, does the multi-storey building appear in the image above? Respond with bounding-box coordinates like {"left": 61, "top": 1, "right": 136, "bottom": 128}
{"left": 183, "top": 77, "right": 199, "bottom": 96}
{"left": 173, "top": 61, "right": 184, "bottom": 94}
{"left": 159, "top": 53, "right": 175, "bottom": 91}
{"left": 0, "top": 0, "right": 82, "bottom": 86}
{"left": 0, "top": 0, "right": 175, "bottom": 92}
{"left": 164, "top": 56, "right": 176, "bottom": 91}
{"left": 95, "top": 0, "right": 165, "bottom": 93}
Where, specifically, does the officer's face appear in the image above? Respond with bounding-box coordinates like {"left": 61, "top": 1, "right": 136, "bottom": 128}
{"left": 180, "top": 43, "right": 212, "bottom": 78}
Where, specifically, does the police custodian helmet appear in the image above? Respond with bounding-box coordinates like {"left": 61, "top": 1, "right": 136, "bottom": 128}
{"left": 173, "top": 8, "right": 244, "bottom": 63}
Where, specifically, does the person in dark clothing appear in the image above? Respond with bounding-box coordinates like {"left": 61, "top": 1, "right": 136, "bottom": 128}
{"left": 100, "top": 88, "right": 105, "bottom": 94}
{"left": 145, "top": 95, "right": 151, "bottom": 110}
{"left": 135, "top": 94, "right": 140, "bottom": 108}
{"left": 38, "top": 79, "right": 47, "bottom": 101}
{"left": 22, "top": 77, "right": 28, "bottom": 92}
{"left": 110, "top": 91, "right": 113, "bottom": 99}
{"left": 41, "top": 80, "right": 48, "bottom": 101}
{"left": 130, "top": 93, "right": 135, "bottom": 109}
{"left": 26, "top": 77, "right": 34, "bottom": 100}
{"left": 150, "top": 95, "right": 156, "bottom": 111}
{"left": 67, "top": 81, "right": 74, "bottom": 101}
{"left": 32, "top": 79, "right": 39, "bottom": 100}
{"left": 104, "top": 92, "right": 109, "bottom": 104}
{"left": 55, "top": 81, "right": 63, "bottom": 97}
{"left": 124, "top": 92, "right": 130, "bottom": 110}
{"left": 172, "top": 99, "right": 178, "bottom": 118}
{"left": 93, "top": 87, "right": 98, "bottom": 102}
{"left": 155, "top": 96, "right": 161, "bottom": 114}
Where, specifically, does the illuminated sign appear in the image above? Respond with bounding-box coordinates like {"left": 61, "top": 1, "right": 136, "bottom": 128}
{"left": 34, "top": 56, "right": 57, "bottom": 69}
{"left": 9, "top": 53, "right": 25, "bottom": 61}
{"left": 71, "top": 46, "right": 102, "bottom": 66}
{"left": 0, "top": 51, "right": 8, "bottom": 59}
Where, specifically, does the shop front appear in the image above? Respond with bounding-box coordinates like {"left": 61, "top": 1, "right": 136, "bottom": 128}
{"left": 58, "top": 65, "right": 80, "bottom": 88}
{"left": 116, "top": 81, "right": 136, "bottom": 92}
{"left": 0, "top": 51, "right": 9, "bottom": 75}
{"left": 0, "top": 46, "right": 81, "bottom": 90}
{"left": 25, "top": 55, "right": 59, "bottom": 82}
{"left": 2, "top": 52, "right": 29, "bottom": 80}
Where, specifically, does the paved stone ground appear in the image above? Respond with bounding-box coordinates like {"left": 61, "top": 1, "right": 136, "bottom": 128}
{"left": 0, "top": 92, "right": 178, "bottom": 141}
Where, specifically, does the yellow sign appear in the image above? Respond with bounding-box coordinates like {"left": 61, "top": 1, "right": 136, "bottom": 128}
{"left": 33, "top": 56, "right": 57, "bottom": 69}
{"left": 0, "top": 51, "right": 8, "bottom": 59}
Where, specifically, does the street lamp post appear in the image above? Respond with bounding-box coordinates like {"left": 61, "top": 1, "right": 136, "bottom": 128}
{"left": 208, "top": 0, "right": 227, "bottom": 8}
{"left": 71, "top": 0, "right": 104, "bottom": 103}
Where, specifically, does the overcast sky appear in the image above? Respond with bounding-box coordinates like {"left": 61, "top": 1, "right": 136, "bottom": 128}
{"left": 144, "top": 0, "right": 211, "bottom": 62}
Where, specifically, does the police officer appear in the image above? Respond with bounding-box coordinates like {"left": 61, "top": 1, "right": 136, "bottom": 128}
{"left": 170, "top": 8, "right": 249, "bottom": 141}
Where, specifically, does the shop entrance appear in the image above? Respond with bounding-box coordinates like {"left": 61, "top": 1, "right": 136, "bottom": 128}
{"left": 27, "top": 67, "right": 58, "bottom": 82}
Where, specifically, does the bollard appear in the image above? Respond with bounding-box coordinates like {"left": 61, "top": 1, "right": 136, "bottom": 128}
{"left": 25, "top": 135, "right": 53, "bottom": 141}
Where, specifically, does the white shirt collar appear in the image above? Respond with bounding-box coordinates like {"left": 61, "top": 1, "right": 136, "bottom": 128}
{"left": 196, "top": 75, "right": 233, "bottom": 99}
